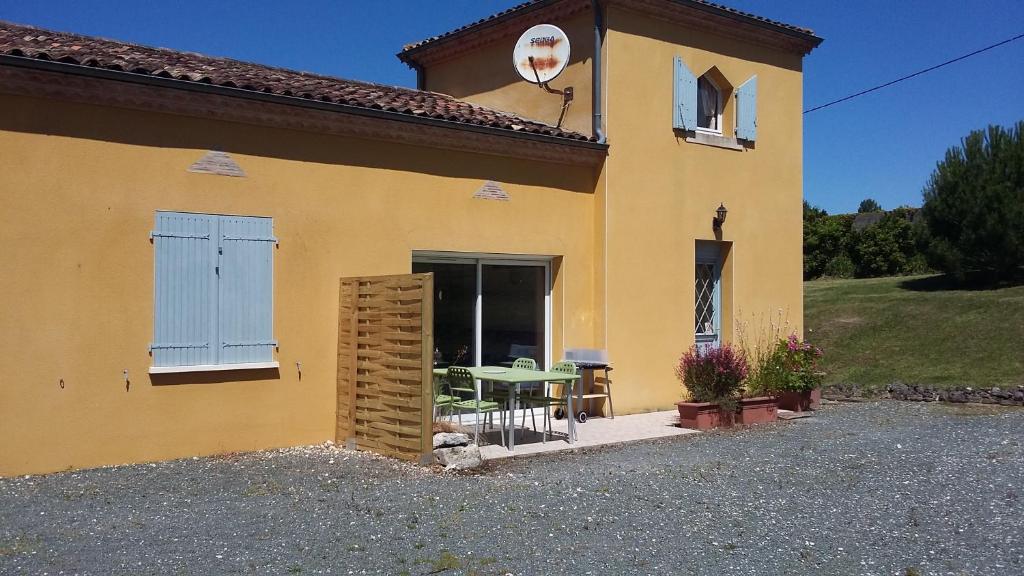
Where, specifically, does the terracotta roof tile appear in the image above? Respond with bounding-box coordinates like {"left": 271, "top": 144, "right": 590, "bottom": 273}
{"left": 0, "top": 20, "right": 595, "bottom": 142}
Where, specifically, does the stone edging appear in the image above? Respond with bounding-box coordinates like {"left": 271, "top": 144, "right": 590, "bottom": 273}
{"left": 823, "top": 383, "right": 1024, "bottom": 406}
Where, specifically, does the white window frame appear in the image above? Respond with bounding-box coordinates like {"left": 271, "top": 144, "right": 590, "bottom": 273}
{"left": 696, "top": 75, "right": 724, "bottom": 135}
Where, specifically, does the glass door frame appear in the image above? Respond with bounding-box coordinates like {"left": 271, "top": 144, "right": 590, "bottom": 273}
{"left": 412, "top": 251, "right": 553, "bottom": 370}
{"left": 695, "top": 242, "right": 723, "bottom": 349}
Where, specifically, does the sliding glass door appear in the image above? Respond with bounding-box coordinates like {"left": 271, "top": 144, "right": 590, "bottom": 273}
{"left": 481, "top": 264, "right": 546, "bottom": 367}
{"left": 416, "top": 261, "right": 476, "bottom": 367}
{"left": 413, "top": 255, "right": 550, "bottom": 369}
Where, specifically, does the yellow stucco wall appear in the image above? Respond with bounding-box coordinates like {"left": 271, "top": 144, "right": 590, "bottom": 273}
{"left": 0, "top": 93, "right": 598, "bottom": 476}
{"left": 600, "top": 7, "right": 805, "bottom": 413}
{"left": 424, "top": 6, "right": 807, "bottom": 414}
{"left": 423, "top": 11, "right": 595, "bottom": 137}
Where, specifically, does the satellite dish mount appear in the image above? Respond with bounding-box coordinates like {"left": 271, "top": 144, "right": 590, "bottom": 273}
{"left": 513, "top": 24, "right": 574, "bottom": 127}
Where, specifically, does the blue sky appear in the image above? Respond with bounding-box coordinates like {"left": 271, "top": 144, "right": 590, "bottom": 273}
{"left": 1, "top": 0, "right": 1022, "bottom": 214}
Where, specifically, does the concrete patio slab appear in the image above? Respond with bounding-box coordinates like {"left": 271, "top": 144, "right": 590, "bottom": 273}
{"left": 476, "top": 409, "right": 698, "bottom": 460}
{"left": 777, "top": 409, "right": 813, "bottom": 420}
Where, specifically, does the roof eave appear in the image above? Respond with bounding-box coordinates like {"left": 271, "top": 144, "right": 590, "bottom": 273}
{"left": 672, "top": 0, "right": 822, "bottom": 49}
{"left": 398, "top": 0, "right": 590, "bottom": 67}
{"left": 0, "top": 54, "right": 607, "bottom": 157}
{"left": 398, "top": 0, "right": 561, "bottom": 65}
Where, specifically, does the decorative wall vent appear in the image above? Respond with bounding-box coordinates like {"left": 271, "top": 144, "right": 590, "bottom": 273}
{"left": 472, "top": 180, "right": 509, "bottom": 201}
{"left": 188, "top": 150, "right": 246, "bottom": 177}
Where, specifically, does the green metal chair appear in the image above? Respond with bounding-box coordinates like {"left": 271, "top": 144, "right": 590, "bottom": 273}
{"left": 448, "top": 366, "right": 505, "bottom": 446}
{"left": 512, "top": 357, "right": 538, "bottom": 371}
{"left": 483, "top": 354, "right": 540, "bottom": 416}
{"left": 482, "top": 357, "right": 541, "bottom": 438}
{"left": 433, "top": 373, "right": 456, "bottom": 421}
{"left": 520, "top": 360, "right": 578, "bottom": 442}
{"left": 507, "top": 357, "right": 545, "bottom": 432}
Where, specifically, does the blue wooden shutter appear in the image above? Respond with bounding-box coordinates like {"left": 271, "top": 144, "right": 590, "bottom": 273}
{"left": 151, "top": 212, "right": 218, "bottom": 367}
{"left": 217, "top": 215, "right": 276, "bottom": 364}
{"left": 736, "top": 75, "right": 758, "bottom": 141}
{"left": 673, "top": 56, "right": 697, "bottom": 131}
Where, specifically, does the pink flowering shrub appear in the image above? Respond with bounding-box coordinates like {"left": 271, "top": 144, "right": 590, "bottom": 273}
{"left": 675, "top": 343, "right": 749, "bottom": 409}
{"left": 748, "top": 334, "right": 823, "bottom": 395}
{"left": 780, "top": 334, "right": 824, "bottom": 392}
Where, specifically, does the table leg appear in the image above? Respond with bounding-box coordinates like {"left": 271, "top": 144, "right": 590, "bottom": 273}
{"left": 508, "top": 383, "right": 518, "bottom": 452}
{"left": 577, "top": 371, "right": 586, "bottom": 421}
{"left": 475, "top": 379, "right": 481, "bottom": 445}
{"left": 567, "top": 380, "right": 575, "bottom": 444}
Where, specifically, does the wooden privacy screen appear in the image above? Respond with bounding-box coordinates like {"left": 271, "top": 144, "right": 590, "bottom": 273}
{"left": 337, "top": 273, "right": 434, "bottom": 462}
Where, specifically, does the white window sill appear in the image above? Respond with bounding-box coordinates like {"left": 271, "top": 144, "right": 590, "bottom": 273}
{"left": 686, "top": 132, "right": 745, "bottom": 151}
{"left": 149, "top": 361, "right": 280, "bottom": 374}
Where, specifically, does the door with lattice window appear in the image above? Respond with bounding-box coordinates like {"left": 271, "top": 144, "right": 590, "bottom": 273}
{"left": 695, "top": 243, "right": 722, "bottom": 349}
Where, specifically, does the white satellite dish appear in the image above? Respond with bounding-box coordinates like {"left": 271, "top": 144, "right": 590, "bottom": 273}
{"left": 513, "top": 24, "right": 570, "bottom": 85}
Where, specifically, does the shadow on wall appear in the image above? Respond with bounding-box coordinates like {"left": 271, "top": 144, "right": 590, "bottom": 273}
{"left": 0, "top": 92, "right": 597, "bottom": 194}
{"left": 149, "top": 367, "right": 281, "bottom": 386}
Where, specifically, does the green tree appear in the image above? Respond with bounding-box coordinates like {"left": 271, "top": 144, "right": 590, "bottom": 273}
{"left": 858, "top": 198, "right": 882, "bottom": 213}
{"left": 919, "top": 122, "right": 1024, "bottom": 281}
{"left": 803, "top": 201, "right": 854, "bottom": 279}
{"left": 850, "top": 211, "right": 917, "bottom": 277}
{"left": 803, "top": 200, "right": 827, "bottom": 221}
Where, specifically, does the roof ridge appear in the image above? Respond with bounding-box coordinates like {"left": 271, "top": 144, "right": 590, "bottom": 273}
{"left": 0, "top": 19, "right": 438, "bottom": 94}
{"left": 399, "top": 0, "right": 820, "bottom": 59}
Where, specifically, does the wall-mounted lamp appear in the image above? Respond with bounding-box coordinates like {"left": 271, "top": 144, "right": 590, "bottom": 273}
{"left": 713, "top": 203, "right": 728, "bottom": 230}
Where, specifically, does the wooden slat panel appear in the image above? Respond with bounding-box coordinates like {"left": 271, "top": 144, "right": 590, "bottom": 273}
{"left": 362, "top": 420, "right": 424, "bottom": 435}
{"left": 419, "top": 273, "right": 434, "bottom": 457}
{"left": 356, "top": 396, "right": 423, "bottom": 409}
{"left": 351, "top": 321, "right": 424, "bottom": 331}
{"left": 354, "top": 435, "right": 422, "bottom": 451}
{"left": 335, "top": 278, "right": 355, "bottom": 442}
{"left": 336, "top": 272, "right": 433, "bottom": 464}
{"left": 354, "top": 406, "right": 422, "bottom": 423}
{"left": 360, "top": 330, "right": 423, "bottom": 338}
{"left": 356, "top": 287, "right": 425, "bottom": 299}
{"left": 356, "top": 370, "right": 422, "bottom": 384}
{"left": 358, "top": 358, "right": 423, "bottom": 371}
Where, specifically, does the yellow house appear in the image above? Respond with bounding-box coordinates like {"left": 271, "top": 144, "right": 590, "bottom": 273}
{"left": 0, "top": 0, "right": 821, "bottom": 476}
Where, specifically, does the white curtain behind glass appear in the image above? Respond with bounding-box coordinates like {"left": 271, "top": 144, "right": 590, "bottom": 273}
{"left": 697, "top": 77, "right": 718, "bottom": 131}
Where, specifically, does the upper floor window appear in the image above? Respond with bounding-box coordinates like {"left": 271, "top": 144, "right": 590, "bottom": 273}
{"left": 697, "top": 75, "right": 723, "bottom": 133}
{"left": 673, "top": 56, "right": 758, "bottom": 144}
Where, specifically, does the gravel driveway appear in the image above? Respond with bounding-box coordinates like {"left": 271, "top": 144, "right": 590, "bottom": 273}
{"left": 1, "top": 401, "right": 1022, "bottom": 575}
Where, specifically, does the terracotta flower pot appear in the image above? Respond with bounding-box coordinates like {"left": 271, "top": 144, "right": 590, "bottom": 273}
{"left": 777, "top": 388, "right": 822, "bottom": 412}
{"left": 736, "top": 396, "right": 778, "bottom": 425}
{"left": 676, "top": 401, "right": 734, "bottom": 430}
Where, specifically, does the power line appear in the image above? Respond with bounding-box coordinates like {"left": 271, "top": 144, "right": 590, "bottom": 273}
{"left": 804, "top": 32, "right": 1024, "bottom": 114}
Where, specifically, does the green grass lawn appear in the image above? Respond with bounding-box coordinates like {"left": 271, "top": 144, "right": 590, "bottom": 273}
{"left": 804, "top": 274, "right": 1024, "bottom": 390}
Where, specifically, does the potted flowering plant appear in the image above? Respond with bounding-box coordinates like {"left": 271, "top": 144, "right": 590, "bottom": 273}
{"left": 675, "top": 343, "right": 748, "bottom": 430}
{"left": 773, "top": 334, "right": 824, "bottom": 412}
{"left": 736, "top": 393, "right": 778, "bottom": 425}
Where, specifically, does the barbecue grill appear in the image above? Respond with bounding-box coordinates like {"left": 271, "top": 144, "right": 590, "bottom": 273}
{"left": 558, "top": 348, "right": 615, "bottom": 423}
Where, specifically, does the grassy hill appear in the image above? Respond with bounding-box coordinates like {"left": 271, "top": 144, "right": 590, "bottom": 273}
{"left": 804, "top": 275, "right": 1024, "bottom": 390}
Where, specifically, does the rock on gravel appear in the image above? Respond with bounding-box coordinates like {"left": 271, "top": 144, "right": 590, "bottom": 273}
{"left": 432, "top": 432, "right": 471, "bottom": 448}
{"left": 433, "top": 443, "right": 483, "bottom": 470}
{"left": 1, "top": 402, "right": 1022, "bottom": 575}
